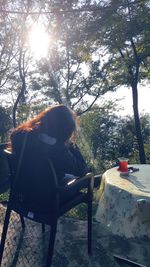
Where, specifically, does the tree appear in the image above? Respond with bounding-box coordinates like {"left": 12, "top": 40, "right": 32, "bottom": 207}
{"left": 29, "top": 0, "right": 114, "bottom": 114}
{"left": 0, "top": 1, "right": 30, "bottom": 126}
{"left": 81, "top": 103, "right": 118, "bottom": 171}
{"left": 0, "top": 5, "right": 16, "bottom": 96}
{"left": 0, "top": 0, "right": 115, "bottom": 126}
{"left": 87, "top": 0, "right": 150, "bottom": 163}
{"left": 81, "top": 107, "right": 150, "bottom": 172}
{"left": 0, "top": 106, "right": 12, "bottom": 142}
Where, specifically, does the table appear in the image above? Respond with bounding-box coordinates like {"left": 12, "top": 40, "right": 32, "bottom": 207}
{"left": 95, "top": 164, "right": 150, "bottom": 238}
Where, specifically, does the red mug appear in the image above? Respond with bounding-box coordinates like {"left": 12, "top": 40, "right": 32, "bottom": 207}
{"left": 118, "top": 158, "right": 128, "bottom": 172}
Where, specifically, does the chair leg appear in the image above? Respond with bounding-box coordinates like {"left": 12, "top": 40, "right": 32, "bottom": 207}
{"left": 20, "top": 215, "right": 25, "bottom": 229}
{"left": 0, "top": 208, "right": 11, "bottom": 266}
{"left": 87, "top": 197, "right": 92, "bottom": 255}
{"left": 45, "top": 221, "right": 57, "bottom": 267}
{"left": 42, "top": 223, "right": 45, "bottom": 233}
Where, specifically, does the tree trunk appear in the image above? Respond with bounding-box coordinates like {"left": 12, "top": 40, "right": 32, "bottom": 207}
{"left": 12, "top": 50, "right": 26, "bottom": 128}
{"left": 132, "top": 83, "right": 146, "bottom": 163}
{"left": 12, "top": 75, "right": 26, "bottom": 128}
{"left": 12, "top": 100, "right": 18, "bottom": 128}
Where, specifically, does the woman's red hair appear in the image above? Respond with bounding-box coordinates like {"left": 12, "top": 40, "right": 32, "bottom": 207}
{"left": 9, "top": 105, "right": 77, "bottom": 150}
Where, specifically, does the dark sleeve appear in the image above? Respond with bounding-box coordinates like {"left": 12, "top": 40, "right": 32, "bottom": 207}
{"left": 51, "top": 142, "right": 89, "bottom": 179}
{"left": 11, "top": 131, "right": 27, "bottom": 154}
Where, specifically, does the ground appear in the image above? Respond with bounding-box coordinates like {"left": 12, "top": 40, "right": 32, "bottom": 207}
{"left": 0, "top": 204, "right": 149, "bottom": 267}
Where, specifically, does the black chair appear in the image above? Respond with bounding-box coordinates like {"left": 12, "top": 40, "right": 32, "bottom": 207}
{"left": 0, "top": 149, "right": 94, "bottom": 267}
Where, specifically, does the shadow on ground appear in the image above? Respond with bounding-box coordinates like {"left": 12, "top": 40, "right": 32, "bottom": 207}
{"left": 0, "top": 204, "right": 149, "bottom": 267}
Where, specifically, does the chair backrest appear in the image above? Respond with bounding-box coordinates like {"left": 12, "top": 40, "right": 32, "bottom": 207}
{"left": 4, "top": 149, "right": 59, "bottom": 215}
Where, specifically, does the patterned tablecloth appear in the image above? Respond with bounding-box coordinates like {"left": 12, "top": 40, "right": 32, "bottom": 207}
{"left": 95, "top": 164, "right": 150, "bottom": 238}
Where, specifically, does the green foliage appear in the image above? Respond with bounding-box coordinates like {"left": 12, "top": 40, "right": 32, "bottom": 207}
{"left": 80, "top": 104, "right": 118, "bottom": 172}
{"left": 0, "top": 0, "right": 118, "bottom": 124}
{"left": 66, "top": 190, "right": 98, "bottom": 220}
{"left": 88, "top": 0, "right": 150, "bottom": 85}
{"left": 16, "top": 102, "right": 49, "bottom": 126}
{"left": 80, "top": 106, "right": 150, "bottom": 172}
{"left": 144, "top": 144, "right": 150, "bottom": 163}
{"left": 131, "top": 143, "right": 150, "bottom": 164}
{"left": 86, "top": 0, "right": 150, "bottom": 163}
{"left": 0, "top": 106, "right": 12, "bottom": 142}
{"left": 0, "top": 191, "right": 9, "bottom": 203}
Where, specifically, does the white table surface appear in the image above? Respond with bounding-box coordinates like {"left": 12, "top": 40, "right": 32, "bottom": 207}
{"left": 95, "top": 164, "right": 150, "bottom": 238}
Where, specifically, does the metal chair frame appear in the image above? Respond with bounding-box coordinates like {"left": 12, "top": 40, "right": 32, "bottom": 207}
{"left": 0, "top": 149, "right": 94, "bottom": 267}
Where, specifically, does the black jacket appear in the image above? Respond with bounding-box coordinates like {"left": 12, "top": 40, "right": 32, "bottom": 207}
{"left": 11, "top": 130, "right": 88, "bottom": 185}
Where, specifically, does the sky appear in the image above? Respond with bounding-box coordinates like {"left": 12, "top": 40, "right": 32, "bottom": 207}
{"left": 101, "top": 84, "right": 150, "bottom": 117}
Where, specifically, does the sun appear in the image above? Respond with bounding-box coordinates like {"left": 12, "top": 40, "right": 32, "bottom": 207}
{"left": 28, "top": 23, "right": 50, "bottom": 59}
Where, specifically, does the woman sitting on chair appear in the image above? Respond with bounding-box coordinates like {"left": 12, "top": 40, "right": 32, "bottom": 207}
{"left": 8, "top": 104, "right": 89, "bottom": 206}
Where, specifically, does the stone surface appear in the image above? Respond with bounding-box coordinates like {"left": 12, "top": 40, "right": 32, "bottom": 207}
{"left": 0, "top": 204, "right": 149, "bottom": 267}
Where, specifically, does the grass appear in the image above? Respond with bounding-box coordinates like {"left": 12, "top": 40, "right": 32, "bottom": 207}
{"left": 0, "top": 191, "right": 9, "bottom": 203}
{"left": 66, "top": 190, "right": 98, "bottom": 220}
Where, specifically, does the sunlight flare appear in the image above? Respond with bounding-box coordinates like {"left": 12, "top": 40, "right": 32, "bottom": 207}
{"left": 28, "top": 23, "right": 50, "bottom": 59}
